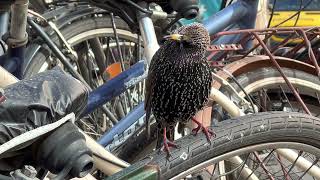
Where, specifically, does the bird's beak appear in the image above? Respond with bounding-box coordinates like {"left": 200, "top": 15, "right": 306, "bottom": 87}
{"left": 163, "top": 34, "right": 183, "bottom": 41}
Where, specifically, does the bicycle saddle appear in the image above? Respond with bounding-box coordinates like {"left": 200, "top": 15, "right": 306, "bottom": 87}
{"left": 0, "top": 67, "right": 88, "bottom": 145}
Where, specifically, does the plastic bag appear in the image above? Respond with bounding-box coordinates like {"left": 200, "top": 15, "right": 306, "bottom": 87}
{"left": 0, "top": 67, "right": 88, "bottom": 145}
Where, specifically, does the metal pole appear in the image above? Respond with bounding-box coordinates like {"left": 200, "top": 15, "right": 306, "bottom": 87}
{"left": 203, "top": 0, "right": 258, "bottom": 35}
{"left": 0, "top": 12, "right": 9, "bottom": 39}
{"left": 9, "top": 0, "right": 28, "bottom": 43}
{"left": 210, "top": 87, "right": 245, "bottom": 117}
{"left": 137, "top": 2, "right": 159, "bottom": 65}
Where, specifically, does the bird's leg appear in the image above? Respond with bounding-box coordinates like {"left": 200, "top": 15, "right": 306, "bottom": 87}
{"left": 192, "top": 117, "right": 215, "bottom": 142}
{"left": 162, "top": 127, "right": 178, "bottom": 156}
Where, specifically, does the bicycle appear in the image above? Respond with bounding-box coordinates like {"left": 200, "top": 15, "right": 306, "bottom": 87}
{"left": 20, "top": 0, "right": 320, "bottom": 162}
{"left": 0, "top": 0, "right": 320, "bottom": 179}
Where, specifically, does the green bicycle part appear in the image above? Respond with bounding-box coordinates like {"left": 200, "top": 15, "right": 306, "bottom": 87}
{"left": 106, "top": 163, "right": 160, "bottom": 180}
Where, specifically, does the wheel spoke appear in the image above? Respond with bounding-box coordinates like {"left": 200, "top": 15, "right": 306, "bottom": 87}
{"left": 245, "top": 149, "right": 275, "bottom": 180}
{"left": 298, "top": 158, "right": 319, "bottom": 180}
{"left": 279, "top": 85, "right": 294, "bottom": 111}
{"left": 253, "top": 152, "right": 275, "bottom": 180}
{"left": 234, "top": 154, "right": 259, "bottom": 180}
{"left": 276, "top": 152, "right": 292, "bottom": 180}
{"left": 316, "top": 92, "right": 320, "bottom": 106}
{"left": 110, "top": 13, "right": 125, "bottom": 71}
{"left": 276, "top": 149, "right": 320, "bottom": 179}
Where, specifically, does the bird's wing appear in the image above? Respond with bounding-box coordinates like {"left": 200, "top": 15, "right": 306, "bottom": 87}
{"left": 145, "top": 47, "right": 163, "bottom": 138}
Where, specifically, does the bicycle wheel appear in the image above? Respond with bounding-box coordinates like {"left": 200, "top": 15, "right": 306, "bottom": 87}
{"left": 112, "top": 112, "right": 320, "bottom": 179}
{"left": 119, "top": 65, "right": 320, "bottom": 163}
{"left": 218, "top": 67, "right": 320, "bottom": 118}
{"left": 25, "top": 15, "right": 145, "bottom": 139}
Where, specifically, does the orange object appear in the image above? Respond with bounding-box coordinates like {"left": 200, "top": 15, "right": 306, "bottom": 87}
{"left": 105, "top": 62, "right": 122, "bottom": 79}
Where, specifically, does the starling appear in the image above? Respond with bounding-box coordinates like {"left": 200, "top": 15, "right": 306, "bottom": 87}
{"left": 145, "top": 23, "right": 213, "bottom": 155}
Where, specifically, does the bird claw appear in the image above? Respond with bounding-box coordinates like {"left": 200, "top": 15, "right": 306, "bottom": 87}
{"left": 163, "top": 139, "right": 178, "bottom": 151}
{"left": 192, "top": 117, "right": 216, "bottom": 143}
{"left": 191, "top": 126, "right": 201, "bottom": 135}
{"left": 202, "top": 127, "right": 215, "bottom": 142}
{"left": 162, "top": 139, "right": 179, "bottom": 158}
{"left": 161, "top": 127, "right": 179, "bottom": 157}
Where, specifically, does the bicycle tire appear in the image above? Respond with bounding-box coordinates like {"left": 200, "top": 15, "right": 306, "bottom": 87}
{"left": 221, "top": 67, "right": 320, "bottom": 115}
{"left": 111, "top": 112, "right": 320, "bottom": 179}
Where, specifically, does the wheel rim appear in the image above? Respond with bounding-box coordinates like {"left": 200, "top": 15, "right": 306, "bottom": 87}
{"left": 171, "top": 142, "right": 320, "bottom": 180}
{"left": 192, "top": 70, "right": 320, "bottom": 180}
{"left": 242, "top": 77, "right": 320, "bottom": 116}
{"left": 222, "top": 68, "right": 320, "bottom": 116}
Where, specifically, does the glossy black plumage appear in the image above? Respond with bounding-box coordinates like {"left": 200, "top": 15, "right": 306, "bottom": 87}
{"left": 145, "top": 23, "right": 211, "bottom": 132}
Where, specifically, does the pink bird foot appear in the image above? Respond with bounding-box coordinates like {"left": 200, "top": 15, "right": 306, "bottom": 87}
{"left": 162, "top": 127, "right": 178, "bottom": 157}
{"left": 192, "top": 117, "right": 215, "bottom": 142}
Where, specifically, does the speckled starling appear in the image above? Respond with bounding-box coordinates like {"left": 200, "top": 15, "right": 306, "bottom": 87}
{"left": 145, "top": 23, "right": 213, "bottom": 154}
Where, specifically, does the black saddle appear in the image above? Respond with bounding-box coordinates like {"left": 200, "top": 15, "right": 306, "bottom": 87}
{"left": 0, "top": 67, "right": 88, "bottom": 145}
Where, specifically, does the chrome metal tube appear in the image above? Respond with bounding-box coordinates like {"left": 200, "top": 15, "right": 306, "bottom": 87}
{"left": 0, "top": 12, "right": 9, "bottom": 38}
{"left": 138, "top": 17, "right": 159, "bottom": 64}
{"left": 218, "top": 161, "right": 227, "bottom": 180}
{"left": 210, "top": 87, "right": 245, "bottom": 117}
{"left": 137, "top": 3, "right": 160, "bottom": 65}
{"left": 10, "top": 0, "right": 28, "bottom": 44}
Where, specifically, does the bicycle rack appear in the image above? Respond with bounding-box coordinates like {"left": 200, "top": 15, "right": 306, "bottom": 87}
{"left": 204, "top": 27, "right": 320, "bottom": 179}
{"left": 207, "top": 26, "right": 320, "bottom": 116}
